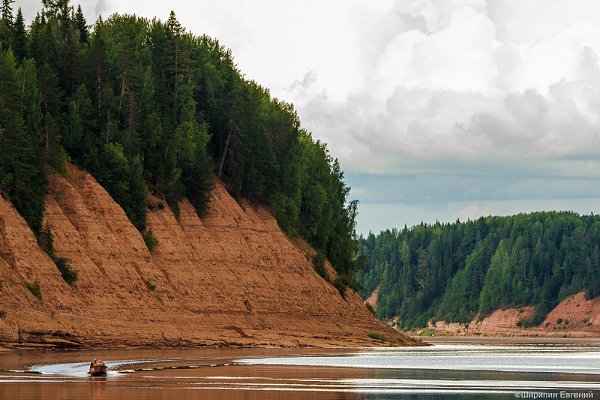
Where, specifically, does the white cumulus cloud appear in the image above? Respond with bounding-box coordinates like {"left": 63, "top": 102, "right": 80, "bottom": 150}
{"left": 16, "top": 0, "right": 600, "bottom": 232}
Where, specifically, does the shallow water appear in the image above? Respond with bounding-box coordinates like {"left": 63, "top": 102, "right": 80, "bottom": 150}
{"left": 0, "top": 342, "right": 599, "bottom": 399}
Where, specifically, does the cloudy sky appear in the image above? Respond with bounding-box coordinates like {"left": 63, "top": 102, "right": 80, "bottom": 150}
{"left": 18, "top": 0, "right": 600, "bottom": 234}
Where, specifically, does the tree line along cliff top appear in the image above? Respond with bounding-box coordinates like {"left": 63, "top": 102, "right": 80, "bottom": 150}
{"left": 0, "top": 0, "right": 361, "bottom": 288}
{"left": 358, "top": 211, "right": 600, "bottom": 329}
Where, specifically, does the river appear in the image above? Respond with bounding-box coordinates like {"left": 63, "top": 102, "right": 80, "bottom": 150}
{"left": 0, "top": 339, "right": 599, "bottom": 399}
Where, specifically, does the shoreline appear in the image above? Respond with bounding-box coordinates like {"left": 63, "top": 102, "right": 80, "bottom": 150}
{"left": 4, "top": 334, "right": 600, "bottom": 352}
{"left": 413, "top": 335, "right": 600, "bottom": 345}
{"left": 0, "top": 336, "right": 427, "bottom": 352}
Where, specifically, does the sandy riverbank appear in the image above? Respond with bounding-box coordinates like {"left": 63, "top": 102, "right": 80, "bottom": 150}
{"left": 415, "top": 335, "right": 600, "bottom": 345}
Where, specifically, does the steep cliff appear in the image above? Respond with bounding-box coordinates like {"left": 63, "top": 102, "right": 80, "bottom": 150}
{"left": 414, "top": 293, "right": 600, "bottom": 337}
{"left": 0, "top": 164, "right": 412, "bottom": 348}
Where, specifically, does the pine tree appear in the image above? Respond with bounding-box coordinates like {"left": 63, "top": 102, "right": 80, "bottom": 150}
{"left": 65, "top": 84, "right": 94, "bottom": 160}
{"left": 61, "top": 25, "right": 83, "bottom": 95}
{"left": 74, "top": 5, "right": 88, "bottom": 43}
{"left": 1, "top": 0, "right": 13, "bottom": 25}
{"left": 166, "top": 10, "right": 183, "bottom": 89}
{"left": 182, "top": 120, "right": 214, "bottom": 216}
{"left": 0, "top": 50, "right": 47, "bottom": 233}
{"left": 0, "top": 3, "right": 362, "bottom": 303}
{"left": 127, "top": 155, "right": 148, "bottom": 231}
{"left": 37, "top": 63, "right": 64, "bottom": 169}
{"left": 12, "top": 8, "right": 25, "bottom": 61}
{"left": 0, "top": 0, "right": 13, "bottom": 50}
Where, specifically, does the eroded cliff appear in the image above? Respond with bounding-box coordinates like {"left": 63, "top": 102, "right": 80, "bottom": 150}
{"left": 0, "top": 165, "right": 412, "bottom": 348}
{"left": 413, "top": 293, "right": 600, "bottom": 337}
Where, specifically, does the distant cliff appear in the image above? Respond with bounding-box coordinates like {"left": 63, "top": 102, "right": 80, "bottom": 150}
{"left": 359, "top": 213, "right": 600, "bottom": 333}
{"left": 0, "top": 164, "right": 413, "bottom": 348}
{"left": 411, "top": 292, "right": 600, "bottom": 337}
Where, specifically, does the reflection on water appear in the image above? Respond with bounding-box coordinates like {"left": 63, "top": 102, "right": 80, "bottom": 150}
{"left": 238, "top": 343, "right": 600, "bottom": 373}
{"left": 0, "top": 343, "right": 599, "bottom": 399}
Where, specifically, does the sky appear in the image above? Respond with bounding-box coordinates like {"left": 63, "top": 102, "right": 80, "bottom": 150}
{"left": 17, "top": 0, "right": 600, "bottom": 234}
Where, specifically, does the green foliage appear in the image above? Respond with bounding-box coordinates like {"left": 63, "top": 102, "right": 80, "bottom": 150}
{"left": 12, "top": 8, "right": 27, "bottom": 62}
{"left": 24, "top": 279, "right": 42, "bottom": 301}
{"left": 181, "top": 122, "right": 214, "bottom": 217}
{"left": 37, "top": 224, "right": 54, "bottom": 255}
{"left": 0, "top": 2, "right": 359, "bottom": 285}
{"left": 333, "top": 278, "right": 347, "bottom": 300}
{"left": 1, "top": 0, "right": 13, "bottom": 24}
{"left": 37, "top": 223, "right": 78, "bottom": 285}
{"left": 312, "top": 253, "right": 326, "bottom": 279}
{"left": 142, "top": 229, "right": 159, "bottom": 252}
{"left": 479, "top": 240, "right": 511, "bottom": 317}
{"left": 144, "top": 279, "right": 156, "bottom": 291}
{"left": 55, "top": 256, "right": 77, "bottom": 285}
{"left": 94, "top": 143, "right": 148, "bottom": 231}
{"left": 358, "top": 212, "right": 600, "bottom": 329}
{"left": 144, "top": 279, "right": 163, "bottom": 304}
{"left": 74, "top": 5, "right": 88, "bottom": 43}
{"left": 0, "top": 49, "right": 47, "bottom": 233}
{"left": 367, "top": 332, "right": 385, "bottom": 341}
{"left": 516, "top": 318, "right": 536, "bottom": 328}
{"left": 421, "top": 328, "right": 435, "bottom": 336}
{"left": 366, "top": 302, "right": 376, "bottom": 316}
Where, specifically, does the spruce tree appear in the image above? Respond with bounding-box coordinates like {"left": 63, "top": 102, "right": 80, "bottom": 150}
{"left": 1, "top": 0, "right": 13, "bottom": 25}
{"left": 74, "top": 5, "right": 88, "bottom": 43}
{"left": 0, "top": 0, "right": 13, "bottom": 50}
{"left": 12, "top": 8, "right": 25, "bottom": 61}
{"left": 0, "top": 50, "right": 47, "bottom": 233}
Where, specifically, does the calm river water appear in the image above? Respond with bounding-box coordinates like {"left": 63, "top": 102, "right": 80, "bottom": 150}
{"left": 0, "top": 340, "right": 599, "bottom": 399}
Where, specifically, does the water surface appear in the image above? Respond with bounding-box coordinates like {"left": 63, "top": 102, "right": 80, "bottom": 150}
{"left": 0, "top": 341, "right": 599, "bottom": 399}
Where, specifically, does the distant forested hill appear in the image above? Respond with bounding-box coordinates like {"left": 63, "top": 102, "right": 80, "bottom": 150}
{"left": 358, "top": 212, "right": 600, "bottom": 329}
{"left": 0, "top": 1, "right": 359, "bottom": 287}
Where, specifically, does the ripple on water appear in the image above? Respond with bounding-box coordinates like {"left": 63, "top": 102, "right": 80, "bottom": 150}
{"left": 236, "top": 344, "right": 600, "bottom": 374}
{"left": 2, "top": 344, "right": 598, "bottom": 398}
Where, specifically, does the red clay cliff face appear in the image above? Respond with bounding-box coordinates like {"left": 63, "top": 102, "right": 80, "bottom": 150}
{"left": 416, "top": 294, "right": 600, "bottom": 337}
{"left": 0, "top": 165, "right": 412, "bottom": 348}
{"left": 543, "top": 292, "right": 600, "bottom": 332}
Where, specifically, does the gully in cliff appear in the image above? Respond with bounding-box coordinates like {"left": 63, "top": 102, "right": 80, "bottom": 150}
{"left": 88, "top": 359, "right": 107, "bottom": 376}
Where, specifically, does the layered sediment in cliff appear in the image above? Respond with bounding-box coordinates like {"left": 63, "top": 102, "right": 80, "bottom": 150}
{"left": 413, "top": 293, "right": 600, "bottom": 337}
{"left": 0, "top": 164, "right": 411, "bottom": 348}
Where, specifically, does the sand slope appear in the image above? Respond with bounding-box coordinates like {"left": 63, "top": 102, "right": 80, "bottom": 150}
{"left": 0, "top": 164, "right": 413, "bottom": 348}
